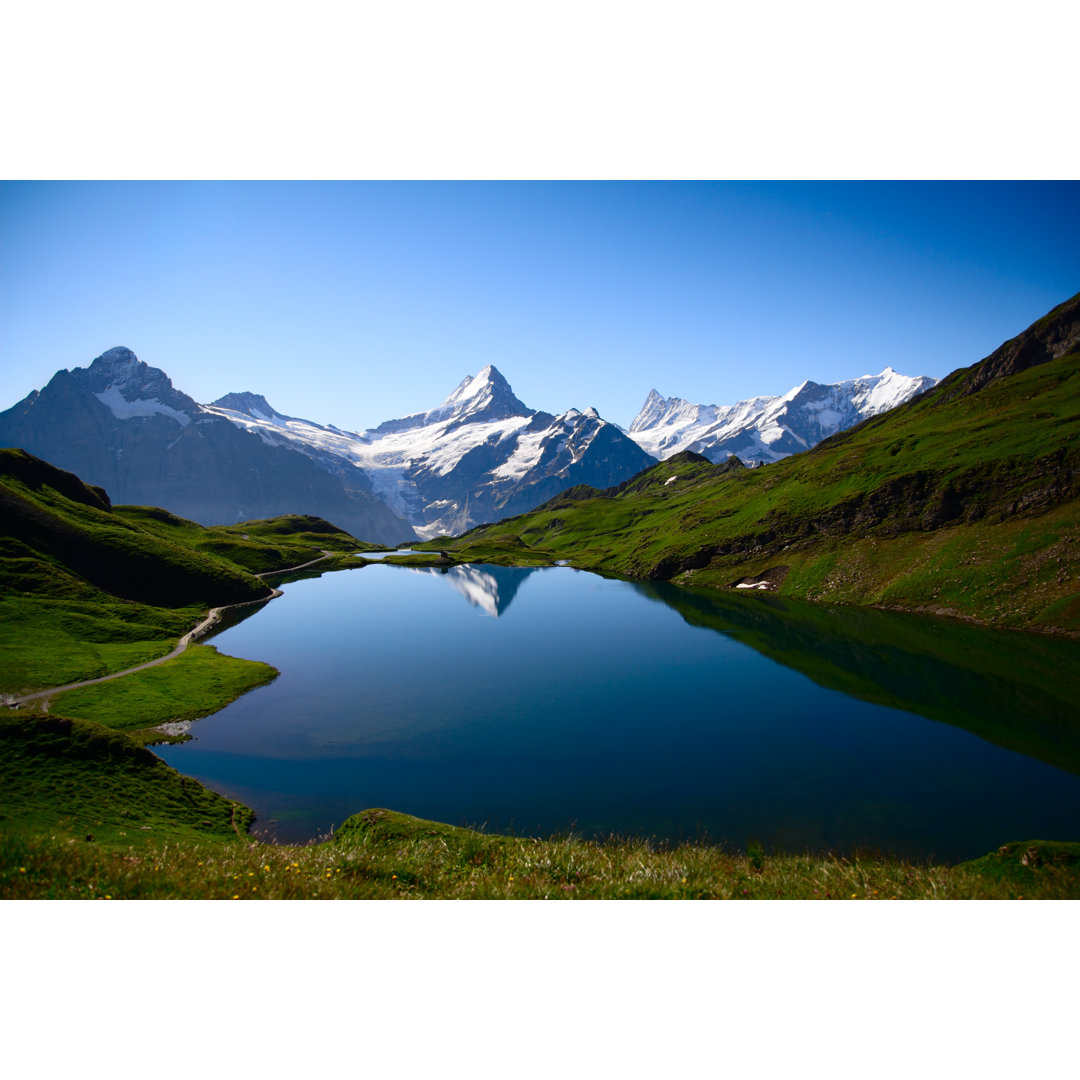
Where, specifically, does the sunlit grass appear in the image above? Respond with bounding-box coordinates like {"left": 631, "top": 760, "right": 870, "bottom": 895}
{"left": 3, "top": 811, "right": 1076, "bottom": 900}
{"left": 45, "top": 644, "right": 277, "bottom": 739}
{"left": 4, "top": 711, "right": 1076, "bottom": 900}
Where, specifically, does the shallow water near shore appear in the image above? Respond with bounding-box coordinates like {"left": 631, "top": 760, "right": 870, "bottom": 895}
{"left": 155, "top": 563, "right": 1080, "bottom": 859}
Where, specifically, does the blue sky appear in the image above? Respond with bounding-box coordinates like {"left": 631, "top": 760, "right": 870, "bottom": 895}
{"left": 2, "top": 181, "right": 1077, "bottom": 430}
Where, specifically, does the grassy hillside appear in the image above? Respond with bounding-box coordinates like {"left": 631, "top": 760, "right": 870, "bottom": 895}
{"left": 433, "top": 293, "right": 1080, "bottom": 632}
{"left": 0, "top": 448, "right": 272, "bottom": 608}
{"left": 114, "top": 506, "right": 383, "bottom": 574}
{"left": 0, "top": 448, "right": 372, "bottom": 695}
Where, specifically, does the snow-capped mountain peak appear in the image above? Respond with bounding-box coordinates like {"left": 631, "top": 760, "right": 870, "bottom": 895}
{"left": 444, "top": 363, "right": 502, "bottom": 404}
{"left": 428, "top": 363, "right": 529, "bottom": 423}
{"left": 627, "top": 367, "right": 938, "bottom": 465}
{"left": 372, "top": 364, "right": 531, "bottom": 437}
{"left": 89, "top": 345, "right": 142, "bottom": 378}
{"left": 85, "top": 346, "right": 201, "bottom": 428}
{"left": 202, "top": 364, "right": 654, "bottom": 538}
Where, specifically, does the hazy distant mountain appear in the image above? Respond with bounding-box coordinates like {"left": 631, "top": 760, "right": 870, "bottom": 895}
{"left": 627, "top": 368, "right": 938, "bottom": 464}
{"left": 0, "top": 347, "right": 412, "bottom": 544}
{"left": 206, "top": 364, "right": 656, "bottom": 538}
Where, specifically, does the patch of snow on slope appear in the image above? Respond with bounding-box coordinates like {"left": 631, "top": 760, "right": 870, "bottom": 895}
{"left": 407, "top": 417, "right": 529, "bottom": 477}
{"left": 491, "top": 428, "right": 548, "bottom": 480}
{"left": 94, "top": 384, "right": 192, "bottom": 427}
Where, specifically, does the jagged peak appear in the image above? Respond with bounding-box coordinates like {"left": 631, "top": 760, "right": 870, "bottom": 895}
{"left": 369, "top": 364, "right": 531, "bottom": 436}
{"left": 211, "top": 391, "right": 281, "bottom": 419}
{"left": 75, "top": 347, "right": 202, "bottom": 422}
{"left": 442, "top": 364, "right": 512, "bottom": 405}
{"left": 90, "top": 346, "right": 142, "bottom": 374}
{"left": 630, "top": 389, "right": 693, "bottom": 432}
{"left": 431, "top": 364, "right": 528, "bottom": 419}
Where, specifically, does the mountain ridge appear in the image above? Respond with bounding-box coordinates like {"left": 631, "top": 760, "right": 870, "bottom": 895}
{"left": 627, "top": 366, "right": 938, "bottom": 464}
{"left": 437, "top": 292, "right": 1080, "bottom": 634}
{"left": 0, "top": 354, "right": 413, "bottom": 545}
{"left": 204, "top": 364, "right": 656, "bottom": 538}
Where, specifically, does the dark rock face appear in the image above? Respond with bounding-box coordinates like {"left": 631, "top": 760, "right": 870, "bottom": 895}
{"left": 486, "top": 414, "right": 657, "bottom": 524}
{"left": 0, "top": 348, "right": 413, "bottom": 544}
{"left": 935, "top": 292, "right": 1080, "bottom": 404}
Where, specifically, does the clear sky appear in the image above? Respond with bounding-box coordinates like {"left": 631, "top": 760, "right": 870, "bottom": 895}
{"left": 2, "top": 181, "right": 1077, "bottom": 431}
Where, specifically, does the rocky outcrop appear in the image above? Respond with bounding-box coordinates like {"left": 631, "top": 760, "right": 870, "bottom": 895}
{"left": 933, "top": 292, "right": 1080, "bottom": 404}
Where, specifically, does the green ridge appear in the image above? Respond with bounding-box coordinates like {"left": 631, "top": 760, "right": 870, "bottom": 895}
{"left": 0, "top": 448, "right": 372, "bottom": 696}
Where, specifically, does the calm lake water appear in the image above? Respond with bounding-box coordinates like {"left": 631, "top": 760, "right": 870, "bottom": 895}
{"left": 156, "top": 564, "right": 1080, "bottom": 860}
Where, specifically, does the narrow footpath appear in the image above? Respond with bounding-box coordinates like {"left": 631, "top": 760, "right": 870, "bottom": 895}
{"left": 7, "top": 551, "right": 338, "bottom": 707}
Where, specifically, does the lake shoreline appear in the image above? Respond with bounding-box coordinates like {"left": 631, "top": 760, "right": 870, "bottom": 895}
{"left": 6, "top": 559, "right": 1080, "bottom": 898}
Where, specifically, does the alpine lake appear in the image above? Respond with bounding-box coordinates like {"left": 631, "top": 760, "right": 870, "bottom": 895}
{"left": 155, "top": 561, "right": 1080, "bottom": 862}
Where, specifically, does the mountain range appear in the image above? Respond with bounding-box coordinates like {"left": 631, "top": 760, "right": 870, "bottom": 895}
{"left": 439, "top": 292, "right": 1080, "bottom": 634}
{"left": 0, "top": 348, "right": 937, "bottom": 543}
{"left": 204, "top": 364, "right": 655, "bottom": 538}
{"left": 0, "top": 348, "right": 411, "bottom": 545}
{"left": 626, "top": 367, "right": 938, "bottom": 464}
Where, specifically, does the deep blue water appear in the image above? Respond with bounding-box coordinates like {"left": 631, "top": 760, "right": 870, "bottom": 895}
{"left": 155, "top": 564, "right": 1080, "bottom": 860}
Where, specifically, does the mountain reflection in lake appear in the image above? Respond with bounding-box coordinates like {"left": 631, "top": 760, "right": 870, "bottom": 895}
{"left": 404, "top": 564, "right": 538, "bottom": 616}
{"left": 158, "top": 564, "right": 1080, "bottom": 859}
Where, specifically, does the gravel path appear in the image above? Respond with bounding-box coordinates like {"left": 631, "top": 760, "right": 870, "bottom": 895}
{"left": 6, "top": 551, "right": 338, "bottom": 707}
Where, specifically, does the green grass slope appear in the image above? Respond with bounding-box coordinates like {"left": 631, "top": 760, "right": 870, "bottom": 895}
{"left": 0, "top": 448, "right": 271, "bottom": 608}
{"left": 0, "top": 713, "right": 253, "bottom": 849}
{"left": 0, "top": 448, "right": 370, "bottom": 695}
{"left": 114, "top": 506, "right": 382, "bottom": 574}
{"left": 440, "top": 293, "right": 1080, "bottom": 632}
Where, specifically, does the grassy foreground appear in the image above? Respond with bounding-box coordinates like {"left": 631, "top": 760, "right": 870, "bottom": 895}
{"left": 2, "top": 713, "right": 1078, "bottom": 899}
{"left": 4, "top": 809, "right": 1078, "bottom": 901}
